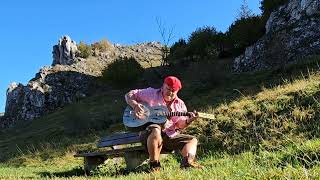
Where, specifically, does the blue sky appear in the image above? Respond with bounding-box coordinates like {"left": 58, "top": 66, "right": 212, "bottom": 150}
{"left": 0, "top": 0, "right": 262, "bottom": 112}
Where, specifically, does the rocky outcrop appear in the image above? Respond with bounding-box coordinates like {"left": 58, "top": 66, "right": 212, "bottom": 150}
{"left": 2, "top": 66, "right": 96, "bottom": 128}
{"left": 52, "top": 35, "right": 79, "bottom": 65}
{"left": 233, "top": 0, "right": 320, "bottom": 72}
{"left": 1, "top": 36, "right": 163, "bottom": 128}
{"left": 0, "top": 113, "right": 3, "bottom": 123}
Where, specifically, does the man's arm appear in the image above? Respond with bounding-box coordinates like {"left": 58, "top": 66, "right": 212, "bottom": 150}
{"left": 125, "top": 90, "right": 139, "bottom": 109}
{"left": 125, "top": 90, "right": 145, "bottom": 119}
{"left": 175, "top": 102, "right": 198, "bottom": 129}
{"left": 177, "top": 111, "right": 198, "bottom": 129}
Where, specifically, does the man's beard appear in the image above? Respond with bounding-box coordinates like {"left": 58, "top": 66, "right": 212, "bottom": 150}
{"left": 164, "top": 94, "right": 175, "bottom": 102}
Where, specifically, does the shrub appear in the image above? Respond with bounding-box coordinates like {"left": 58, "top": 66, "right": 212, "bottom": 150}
{"left": 187, "top": 26, "right": 219, "bottom": 59}
{"left": 260, "top": 0, "right": 289, "bottom": 17}
{"left": 227, "top": 16, "right": 265, "bottom": 56}
{"left": 92, "top": 39, "right": 113, "bottom": 52}
{"left": 77, "top": 41, "right": 92, "bottom": 58}
{"left": 101, "top": 57, "right": 144, "bottom": 87}
{"left": 167, "top": 38, "right": 188, "bottom": 65}
{"left": 259, "top": 0, "right": 289, "bottom": 26}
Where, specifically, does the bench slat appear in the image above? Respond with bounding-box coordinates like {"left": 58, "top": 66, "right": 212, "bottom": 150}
{"left": 97, "top": 135, "right": 141, "bottom": 148}
{"left": 97, "top": 132, "right": 143, "bottom": 148}
{"left": 99, "top": 132, "right": 141, "bottom": 141}
{"left": 74, "top": 146, "right": 145, "bottom": 157}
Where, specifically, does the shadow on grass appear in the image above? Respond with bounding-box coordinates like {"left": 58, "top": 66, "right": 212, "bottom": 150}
{"left": 38, "top": 167, "right": 86, "bottom": 178}
{"left": 89, "top": 163, "right": 151, "bottom": 177}
{"left": 38, "top": 165, "right": 151, "bottom": 178}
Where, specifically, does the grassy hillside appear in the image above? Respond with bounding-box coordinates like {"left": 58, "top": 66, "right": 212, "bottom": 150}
{"left": 0, "top": 56, "right": 320, "bottom": 179}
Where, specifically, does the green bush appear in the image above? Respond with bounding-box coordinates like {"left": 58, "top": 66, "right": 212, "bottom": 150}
{"left": 167, "top": 38, "right": 188, "bottom": 65}
{"left": 167, "top": 1, "right": 288, "bottom": 61}
{"left": 227, "top": 16, "right": 265, "bottom": 56}
{"left": 187, "top": 26, "right": 219, "bottom": 59}
{"left": 77, "top": 41, "right": 92, "bottom": 58}
{"left": 168, "top": 28, "right": 234, "bottom": 64}
{"left": 101, "top": 57, "right": 144, "bottom": 87}
{"left": 259, "top": 0, "right": 289, "bottom": 26}
{"left": 260, "top": 0, "right": 289, "bottom": 17}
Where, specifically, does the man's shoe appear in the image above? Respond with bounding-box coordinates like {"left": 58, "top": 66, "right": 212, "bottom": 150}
{"left": 150, "top": 160, "right": 161, "bottom": 172}
{"left": 180, "top": 154, "right": 204, "bottom": 169}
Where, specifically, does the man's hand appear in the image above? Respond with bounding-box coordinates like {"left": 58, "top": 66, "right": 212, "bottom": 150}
{"left": 133, "top": 103, "right": 145, "bottom": 120}
{"left": 186, "top": 110, "right": 199, "bottom": 124}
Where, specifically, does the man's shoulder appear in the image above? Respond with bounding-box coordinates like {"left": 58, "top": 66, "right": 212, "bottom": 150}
{"left": 133, "top": 87, "right": 161, "bottom": 97}
{"left": 139, "top": 87, "right": 160, "bottom": 93}
{"left": 146, "top": 87, "right": 160, "bottom": 91}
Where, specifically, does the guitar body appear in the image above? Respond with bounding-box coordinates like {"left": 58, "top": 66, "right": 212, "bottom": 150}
{"left": 123, "top": 103, "right": 169, "bottom": 128}
{"left": 123, "top": 103, "right": 215, "bottom": 128}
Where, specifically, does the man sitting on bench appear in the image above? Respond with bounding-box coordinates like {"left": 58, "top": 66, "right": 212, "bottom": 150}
{"left": 125, "top": 76, "right": 203, "bottom": 172}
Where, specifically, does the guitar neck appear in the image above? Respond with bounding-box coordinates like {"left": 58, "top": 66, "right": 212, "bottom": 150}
{"left": 165, "top": 112, "right": 190, "bottom": 117}
{"left": 164, "top": 111, "right": 215, "bottom": 120}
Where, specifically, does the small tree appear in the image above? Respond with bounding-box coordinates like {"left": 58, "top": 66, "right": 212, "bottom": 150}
{"left": 187, "top": 26, "right": 219, "bottom": 59}
{"left": 167, "top": 38, "right": 187, "bottom": 65}
{"left": 227, "top": 16, "right": 265, "bottom": 56}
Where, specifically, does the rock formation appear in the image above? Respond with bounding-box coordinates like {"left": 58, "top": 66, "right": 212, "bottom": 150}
{"left": 233, "top": 0, "right": 320, "bottom": 72}
{"left": 1, "top": 36, "right": 163, "bottom": 128}
{"left": 2, "top": 66, "right": 96, "bottom": 128}
{"left": 52, "top": 35, "right": 79, "bottom": 65}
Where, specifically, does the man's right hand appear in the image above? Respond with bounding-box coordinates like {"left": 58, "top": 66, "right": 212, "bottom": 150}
{"left": 133, "top": 103, "right": 145, "bottom": 120}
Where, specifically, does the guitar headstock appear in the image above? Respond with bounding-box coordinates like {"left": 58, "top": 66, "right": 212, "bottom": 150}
{"left": 198, "top": 112, "right": 215, "bottom": 120}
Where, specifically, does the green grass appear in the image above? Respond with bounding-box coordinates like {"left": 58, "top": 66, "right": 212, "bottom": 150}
{"left": 1, "top": 146, "right": 320, "bottom": 179}
{"left": 0, "top": 56, "right": 320, "bottom": 179}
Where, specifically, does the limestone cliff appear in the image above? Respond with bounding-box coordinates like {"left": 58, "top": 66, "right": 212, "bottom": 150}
{"left": 233, "top": 0, "right": 320, "bottom": 72}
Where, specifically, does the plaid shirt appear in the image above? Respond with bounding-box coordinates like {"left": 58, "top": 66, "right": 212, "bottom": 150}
{"left": 130, "top": 87, "right": 188, "bottom": 137}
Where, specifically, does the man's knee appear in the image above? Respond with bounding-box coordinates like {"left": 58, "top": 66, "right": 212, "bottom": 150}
{"left": 192, "top": 138, "right": 198, "bottom": 145}
{"left": 147, "top": 126, "right": 163, "bottom": 149}
{"left": 147, "top": 124, "right": 162, "bottom": 136}
{"left": 146, "top": 124, "right": 162, "bottom": 131}
{"left": 149, "top": 127, "right": 162, "bottom": 140}
{"left": 187, "top": 137, "right": 198, "bottom": 145}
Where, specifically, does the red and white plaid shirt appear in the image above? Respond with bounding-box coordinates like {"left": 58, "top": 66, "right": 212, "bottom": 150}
{"left": 129, "top": 87, "right": 188, "bottom": 137}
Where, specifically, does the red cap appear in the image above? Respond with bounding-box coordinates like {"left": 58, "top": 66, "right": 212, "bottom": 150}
{"left": 164, "top": 76, "right": 182, "bottom": 91}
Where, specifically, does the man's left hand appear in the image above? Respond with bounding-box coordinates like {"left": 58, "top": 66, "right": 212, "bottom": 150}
{"left": 187, "top": 110, "right": 199, "bottom": 124}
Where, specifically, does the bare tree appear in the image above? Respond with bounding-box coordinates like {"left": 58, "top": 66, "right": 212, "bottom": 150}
{"left": 156, "top": 17, "right": 175, "bottom": 66}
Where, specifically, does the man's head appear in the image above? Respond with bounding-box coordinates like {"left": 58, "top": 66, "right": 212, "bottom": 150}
{"left": 162, "top": 76, "right": 182, "bottom": 102}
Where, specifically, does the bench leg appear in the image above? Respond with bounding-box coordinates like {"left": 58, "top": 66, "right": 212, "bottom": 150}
{"left": 84, "top": 156, "right": 106, "bottom": 174}
{"left": 124, "top": 150, "right": 148, "bottom": 171}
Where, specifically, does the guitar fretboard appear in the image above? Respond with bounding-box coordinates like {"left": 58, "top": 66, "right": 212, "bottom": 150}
{"left": 163, "top": 112, "right": 189, "bottom": 117}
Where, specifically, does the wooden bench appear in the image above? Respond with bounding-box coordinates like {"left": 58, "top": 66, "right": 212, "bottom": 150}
{"left": 74, "top": 131, "right": 171, "bottom": 173}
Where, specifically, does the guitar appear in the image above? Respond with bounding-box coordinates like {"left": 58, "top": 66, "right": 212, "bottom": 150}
{"left": 122, "top": 103, "right": 215, "bottom": 128}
